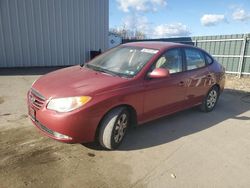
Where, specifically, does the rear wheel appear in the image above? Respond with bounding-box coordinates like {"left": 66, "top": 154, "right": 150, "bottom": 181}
{"left": 200, "top": 86, "right": 219, "bottom": 112}
{"left": 99, "top": 107, "right": 129, "bottom": 150}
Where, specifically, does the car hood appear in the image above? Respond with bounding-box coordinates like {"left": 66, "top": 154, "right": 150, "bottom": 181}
{"left": 32, "top": 66, "right": 129, "bottom": 99}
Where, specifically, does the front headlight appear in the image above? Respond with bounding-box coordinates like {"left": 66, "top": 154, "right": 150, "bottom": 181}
{"left": 47, "top": 96, "right": 91, "bottom": 112}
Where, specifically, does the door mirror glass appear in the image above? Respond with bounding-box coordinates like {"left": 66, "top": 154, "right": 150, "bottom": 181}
{"left": 148, "top": 68, "right": 170, "bottom": 79}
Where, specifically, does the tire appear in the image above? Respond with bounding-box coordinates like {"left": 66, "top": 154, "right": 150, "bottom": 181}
{"left": 99, "top": 107, "right": 129, "bottom": 150}
{"left": 200, "top": 86, "right": 219, "bottom": 112}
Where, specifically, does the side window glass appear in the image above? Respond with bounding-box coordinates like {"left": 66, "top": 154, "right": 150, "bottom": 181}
{"left": 185, "top": 49, "right": 206, "bottom": 70}
{"left": 205, "top": 54, "right": 213, "bottom": 65}
{"left": 155, "top": 49, "right": 182, "bottom": 74}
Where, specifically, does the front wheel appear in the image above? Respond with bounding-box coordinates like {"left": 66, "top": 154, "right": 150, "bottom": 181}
{"left": 99, "top": 107, "right": 129, "bottom": 150}
{"left": 200, "top": 86, "right": 219, "bottom": 112}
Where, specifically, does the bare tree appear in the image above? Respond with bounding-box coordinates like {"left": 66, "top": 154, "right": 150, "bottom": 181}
{"left": 110, "top": 25, "right": 146, "bottom": 40}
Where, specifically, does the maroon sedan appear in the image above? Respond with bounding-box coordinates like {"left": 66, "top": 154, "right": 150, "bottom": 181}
{"left": 27, "top": 42, "right": 225, "bottom": 149}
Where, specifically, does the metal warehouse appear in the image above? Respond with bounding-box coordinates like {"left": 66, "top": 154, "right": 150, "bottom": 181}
{"left": 0, "top": 0, "right": 109, "bottom": 67}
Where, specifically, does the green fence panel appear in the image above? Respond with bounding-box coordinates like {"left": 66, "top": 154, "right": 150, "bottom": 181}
{"left": 123, "top": 33, "right": 250, "bottom": 74}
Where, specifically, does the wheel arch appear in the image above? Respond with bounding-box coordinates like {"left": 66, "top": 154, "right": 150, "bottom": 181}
{"left": 95, "top": 104, "right": 138, "bottom": 141}
{"left": 212, "top": 83, "right": 221, "bottom": 94}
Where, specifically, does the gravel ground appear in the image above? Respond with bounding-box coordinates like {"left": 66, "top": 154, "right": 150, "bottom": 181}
{"left": 225, "top": 75, "right": 250, "bottom": 93}
{"left": 0, "top": 68, "right": 250, "bottom": 188}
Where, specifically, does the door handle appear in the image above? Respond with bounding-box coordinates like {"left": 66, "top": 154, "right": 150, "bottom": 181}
{"left": 179, "top": 81, "right": 185, "bottom": 86}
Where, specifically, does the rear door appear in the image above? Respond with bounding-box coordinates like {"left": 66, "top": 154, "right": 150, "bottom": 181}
{"left": 183, "top": 48, "right": 211, "bottom": 106}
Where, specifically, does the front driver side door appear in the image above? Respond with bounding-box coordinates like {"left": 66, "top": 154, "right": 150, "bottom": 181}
{"left": 142, "top": 48, "right": 189, "bottom": 122}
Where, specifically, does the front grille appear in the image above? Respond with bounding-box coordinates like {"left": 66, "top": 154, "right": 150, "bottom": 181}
{"left": 35, "top": 120, "right": 54, "bottom": 136}
{"left": 34, "top": 119, "right": 72, "bottom": 140}
{"left": 29, "top": 88, "right": 46, "bottom": 110}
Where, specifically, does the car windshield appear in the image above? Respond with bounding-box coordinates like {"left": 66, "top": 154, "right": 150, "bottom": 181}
{"left": 85, "top": 46, "right": 159, "bottom": 77}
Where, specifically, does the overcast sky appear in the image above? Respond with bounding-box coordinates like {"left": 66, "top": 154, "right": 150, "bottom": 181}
{"left": 109, "top": 0, "right": 250, "bottom": 38}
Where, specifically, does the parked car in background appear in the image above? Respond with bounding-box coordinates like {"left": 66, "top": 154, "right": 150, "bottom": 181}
{"left": 27, "top": 42, "right": 225, "bottom": 150}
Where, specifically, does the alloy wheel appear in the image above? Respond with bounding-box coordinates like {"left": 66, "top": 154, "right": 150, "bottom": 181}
{"left": 207, "top": 89, "right": 218, "bottom": 109}
{"left": 113, "top": 113, "right": 128, "bottom": 143}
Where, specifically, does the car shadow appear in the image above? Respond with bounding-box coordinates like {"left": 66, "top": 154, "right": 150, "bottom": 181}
{"left": 83, "top": 89, "right": 250, "bottom": 151}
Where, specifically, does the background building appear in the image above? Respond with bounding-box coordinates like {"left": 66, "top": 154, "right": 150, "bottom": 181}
{"left": 0, "top": 0, "right": 109, "bottom": 67}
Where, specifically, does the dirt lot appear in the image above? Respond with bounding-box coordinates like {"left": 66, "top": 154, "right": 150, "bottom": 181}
{"left": 225, "top": 75, "right": 250, "bottom": 93}
{"left": 0, "top": 68, "right": 250, "bottom": 188}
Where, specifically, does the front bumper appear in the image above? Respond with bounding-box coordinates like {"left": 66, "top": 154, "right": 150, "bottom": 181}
{"left": 28, "top": 107, "right": 99, "bottom": 143}
{"left": 27, "top": 90, "right": 101, "bottom": 143}
{"left": 30, "top": 117, "right": 73, "bottom": 141}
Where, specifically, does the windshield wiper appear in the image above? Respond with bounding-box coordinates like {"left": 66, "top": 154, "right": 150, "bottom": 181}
{"left": 97, "top": 68, "right": 118, "bottom": 77}
{"left": 85, "top": 64, "right": 120, "bottom": 77}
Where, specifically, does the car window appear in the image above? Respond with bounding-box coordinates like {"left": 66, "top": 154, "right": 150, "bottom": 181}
{"left": 205, "top": 54, "right": 213, "bottom": 65}
{"left": 185, "top": 48, "right": 206, "bottom": 70}
{"left": 154, "top": 49, "right": 182, "bottom": 74}
{"left": 88, "top": 46, "right": 158, "bottom": 77}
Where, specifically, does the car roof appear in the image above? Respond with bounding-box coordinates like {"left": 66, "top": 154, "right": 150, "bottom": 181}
{"left": 122, "top": 41, "right": 189, "bottom": 51}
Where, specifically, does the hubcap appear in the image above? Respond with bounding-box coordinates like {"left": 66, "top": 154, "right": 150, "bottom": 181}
{"left": 114, "top": 113, "right": 128, "bottom": 143}
{"left": 207, "top": 90, "right": 217, "bottom": 109}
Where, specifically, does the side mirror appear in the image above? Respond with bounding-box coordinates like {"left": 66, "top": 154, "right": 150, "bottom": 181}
{"left": 148, "top": 68, "right": 170, "bottom": 79}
